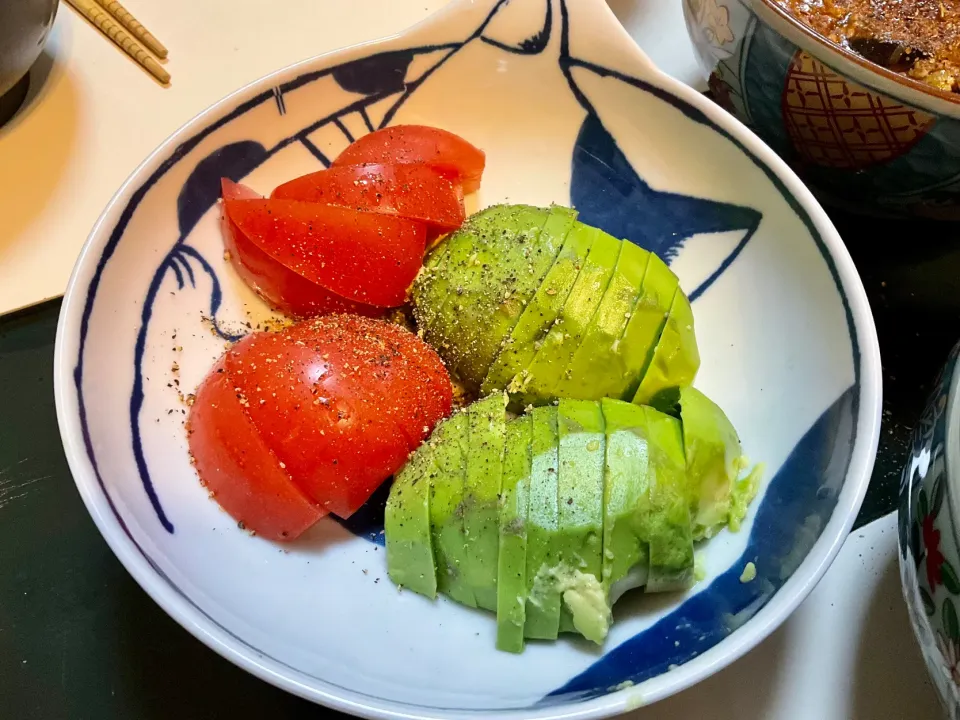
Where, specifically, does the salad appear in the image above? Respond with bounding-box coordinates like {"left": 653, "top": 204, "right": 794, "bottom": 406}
{"left": 185, "top": 124, "right": 761, "bottom": 653}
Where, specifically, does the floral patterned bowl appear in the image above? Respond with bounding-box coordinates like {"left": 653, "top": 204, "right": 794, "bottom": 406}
{"left": 683, "top": 0, "right": 960, "bottom": 219}
{"left": 900, "top": 341, "right": 960, "bottom": 719}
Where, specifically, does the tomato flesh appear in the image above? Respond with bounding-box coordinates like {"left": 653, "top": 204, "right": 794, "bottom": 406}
{"left": 223, "top": 198, "right": 426, "bottom": 307}
{"left": 272, "top": 164, "right": 465, "bottom": 234}
{"left": 220, "top": 179, "right": 383, "bottom": 318}
{"left": 332, "top": 125, "right": 485, "bottom": 194}
{"left": 187, "top": 360, "right": 325, "bottom": 541}
{"left": 222, "top": 315, "right": 452, "bottom": 518}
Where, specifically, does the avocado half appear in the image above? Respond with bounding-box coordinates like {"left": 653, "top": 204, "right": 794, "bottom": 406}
{"left": 411, "top": 204, "right": 698, "bottom": 407}
{"left": 385, "top": 391, "right": 760, "bottom": 653}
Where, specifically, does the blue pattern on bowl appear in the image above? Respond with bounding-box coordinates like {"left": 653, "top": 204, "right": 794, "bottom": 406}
{"left": 55, "top": 0, "right": 880, "bottom": 715}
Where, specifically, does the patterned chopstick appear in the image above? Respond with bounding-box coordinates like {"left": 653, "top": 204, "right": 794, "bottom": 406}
{"left": 63, "top": 0, "right": 170, "bottom": 85}
{"left": 93, "top": 0, "right": 168, "bottom": 59}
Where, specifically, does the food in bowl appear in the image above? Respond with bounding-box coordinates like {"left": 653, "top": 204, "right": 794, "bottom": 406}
{"left": 684, "top": 0, "right": 960, "bottom": 217}
{"left": 184, "top": 124, "right": 763, "bottom": 654}
{"left": 777, "top": 0, "right": 960, "bottom": 92}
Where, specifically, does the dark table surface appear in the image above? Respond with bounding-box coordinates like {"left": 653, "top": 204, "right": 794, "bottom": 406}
{"left": 1, "top": 204, "right": 958, "bottom": 718}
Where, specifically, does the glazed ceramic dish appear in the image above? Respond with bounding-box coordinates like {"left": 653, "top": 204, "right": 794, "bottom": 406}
{"left": 53, "top": 0, "right": 882, "bottom": 717}
{"left": 684, "top": 0, "right": 960, "bottom": 219}
{"left": 900, "top": 342, "right": 960, "bottom": 720}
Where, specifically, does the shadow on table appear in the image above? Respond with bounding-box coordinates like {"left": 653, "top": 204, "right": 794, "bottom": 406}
{"left": 851, "top": 551, "right": 942, "bottom": 720}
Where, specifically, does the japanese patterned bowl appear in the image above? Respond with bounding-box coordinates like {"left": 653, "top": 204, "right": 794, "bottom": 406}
{"left": 53, "top": 0, "right": 882, "bottom": 717}
{"left": 900, "top": 342, "right": 960, "bottom": 720}
{"left": 684, "top": 0, "right": 960, "bottom": 219}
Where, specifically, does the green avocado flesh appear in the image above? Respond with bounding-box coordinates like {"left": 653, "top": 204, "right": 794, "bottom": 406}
{"left": 411, "top": 205, "right": 693, "bottom": 409}
{"left": 385, "top": 438, "right": 437, "bottom": 599}
{"left": 631, "top": 287, "right": 700, "bottom": 410}
{"left": 425, "top": 412, "right": 476, "bottom": 607}
{"left": 496, "top": 414, "right": 533, "bottom": 653}
{"left": 524, "top": 405, "right": 563, "bottom": 640}
{"left": 412, "top": 205, "right": 570, "bottom": 392}
{"left": 512, "top": 230, "right": 622, "bottom": 407}
{"left": 386, "top": 390, "right": 760, "bottom": 652}
{"left": 556, "top": 399, "right": 606, "bottom": 638}
{"left": 599, "top": 398, "right": 649, "bottom": 593}
{"left": 679, "top": 386, "right": 761, "bottom": 540}
{"left": 620, "top": 253, "right": 679, "bottom": 401}
{"left": 393, "top": 204, "right": 756, "bottom": 651}
{"left": 556, "top": 240, "right": 649, "bottom": 401}
{"left": 481, "top": 221, "right": 596, "bottom": 397}
{"left": 640, "top": 406, "right": 696, "bottom": 592}
{"left": 463, "top": 392, "right": 508, "bottom": 611}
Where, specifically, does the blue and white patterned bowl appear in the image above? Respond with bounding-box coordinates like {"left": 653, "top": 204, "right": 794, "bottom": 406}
{"left": 900, "top": 342, "right": 960, "bottom": 720}
{"left": 53, "top": 0, "right": 882, "bottom": 717}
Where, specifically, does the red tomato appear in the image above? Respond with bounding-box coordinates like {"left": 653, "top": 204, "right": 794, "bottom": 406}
{"left": 271, "top": 164, "right": 465, "bottom": 235}
{"left": 187, "top": 359, "right": 325, "bottom": 541}
{"left": 222, "top": 315, "right": 452, "bottom": 519}
{"left": 332, "top": 125, "right": 485, "bottom": 194}
{"left": 223, "top": 198, "right": 426, "bottom": 308}
{"left": 220, "top": 180, "right": 384, "bottom": 318}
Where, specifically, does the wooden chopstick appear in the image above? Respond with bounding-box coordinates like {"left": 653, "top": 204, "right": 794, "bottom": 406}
{"left": 93, "top": 0, "right": 168, "bottom": 59}
{"left": 63, "top": 0, "right": 170, "bottom": 85}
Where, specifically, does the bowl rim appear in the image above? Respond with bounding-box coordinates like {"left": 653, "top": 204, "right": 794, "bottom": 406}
{"left": 755, "top": 0, "right": 960, "bottom": 111}
{"left": 51, "top": 0, "right": 884, "bottom": 717}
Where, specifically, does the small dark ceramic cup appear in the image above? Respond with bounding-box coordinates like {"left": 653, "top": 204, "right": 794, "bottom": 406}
{"left": 0, "top": 0, "right": 59, "bottom": 99}
{"left": 683, "top": 0, "right": 960, "bottom": 219}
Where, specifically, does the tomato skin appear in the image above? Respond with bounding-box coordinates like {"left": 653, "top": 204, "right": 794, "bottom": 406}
{"left": 187, "top": 359, "right": 326, "bottom": 541}
{"left": 220, "top": 179, "right": 384, "bottom": 319}
{"left": 224, "top": 315, "right": 452, "bottom": 518}
{"left": 223, "top": 198, "right": 426, "bottom": 308}
{"left": 324, "top": 315, "right": 454, "bottom": 447}
{"left": 332, "top": 126, "right": 485, "bottom": 194}
{"left": 272, "top": 164, "right": 465, "bottom": 234}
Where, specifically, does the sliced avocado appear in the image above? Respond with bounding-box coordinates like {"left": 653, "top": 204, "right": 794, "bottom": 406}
{"left": 599, "top": 398, "right": 650, "bottom": 594}
{"left": 556, "top": 241, "right": 649, "bottom": 400}
{"left": 463, "top": 392, "right": 508, "bottom": 611}
{"left": 427, "top": 412, "right": 477, "bottom": 607}
{"left": 619, "top": 253, "right": 679, "bottom": 401}
{"left": 556, "top": 399, "right": 607, "bottom": 640}
{"left": 385, "top": 441, "right": 438, "bottom": 599}
{"left": 513, "top": 229, "right": 622, "bottom": 407}
{"left": 632, "top": 287, "right": 700, "bottom": 410}
{"left": 414, "top": 204, "right": 568, "bottom": 391}
{"left": 679, "top": 386, "right": 761, "bottom": 540}
{"left": 496, "top": 414, "right": 533, "bottom": 653}
{"left": 410, "top": 239, "right": 454, "bottom": 344}
{"left": 481, "top": 221, "right": 595, "bottom": 397}
{"left": 524, "top": 405, "right": 562, "bottom": 640}
{"left": 640, "top": 406, "right": 695, "bottom": 593}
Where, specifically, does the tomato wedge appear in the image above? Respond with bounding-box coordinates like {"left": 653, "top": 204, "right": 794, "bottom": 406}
{"left": 272, "top": 164, "right": 466, "bottom": 234}
{"left": 187, "top": 359, "right": 325, "bottom": 541}
{"left": 283, "top": 315, "right": 453, "bottom": 450}
{"left": 220, "top": 180, "right": 383, "bottom": 318}
{"left": 223, "top": 198, "right": 426, "bottom": 307}
{"left": 332, "top": 125, "right": 485, "bottom": 194}
{"left": 222, "top": 315, "right": 452, "bottom": 518}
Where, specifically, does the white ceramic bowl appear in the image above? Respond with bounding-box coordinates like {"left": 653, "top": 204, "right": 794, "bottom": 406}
{"left": 54, "top": 0, "right": 882, "bottom": 717}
